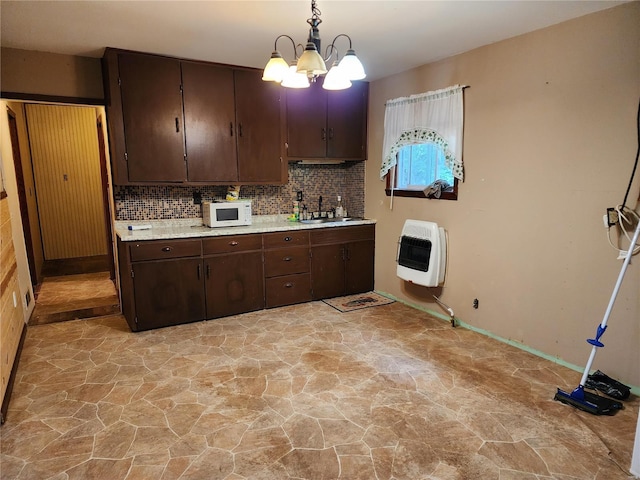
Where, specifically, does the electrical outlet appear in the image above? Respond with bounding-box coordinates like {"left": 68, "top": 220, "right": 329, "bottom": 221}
{"left": 193, "top": 191, "right": 202, "bottom": 205}
{"left": 606, "top": 208, "right": 618, "bottom": 227}
{"left": 297, "top": 191, "right": 303, "bottom": 202}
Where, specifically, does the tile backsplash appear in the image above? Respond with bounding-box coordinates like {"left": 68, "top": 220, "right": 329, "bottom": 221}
{"left": 114, "top": 162, "right": 365, "bottom": 221}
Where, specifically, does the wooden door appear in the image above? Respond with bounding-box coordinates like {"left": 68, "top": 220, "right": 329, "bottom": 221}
{"left": 345, "top": 239, "right": 375, "bottom": 295}
{"left": 182, "top": 61, "right": 238, "bottom": 182}
{"left": 25, "top": 104, "right": 108, "bottom": 260}
{"left": 204, "top": 251, "right": 264, "bottom": 319}
{"left": 311, "top": 243, "right": 345, "bottom": 300}
{"left": 119, "top": 53, "right": 186, "bottom": 182}
{"left": 234, "top": 69, "right": 284, "bottom": 183}
{"left": 132, "top": 258, "right": 205, "bottom": 330}
{"left": 285, "top": 80, "right": 328, "bottom": 158}
{"left": 326, "top": 81, "right": 368, "bottom": 159}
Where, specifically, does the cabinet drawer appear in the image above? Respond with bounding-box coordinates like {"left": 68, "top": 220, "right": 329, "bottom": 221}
{"left": 263, "top": 230, "right": 309, "bottom": 249}
{"left": 264, "top": 247, "right": 309, "bottom": 277}
{"left": 265, "top": 273, "right": 311, "bottom": 308}
{"left": 311, "top": 225, "right": 375, "bottom": 245}
{"left": 129, "top": 239, "right": 202, "bottom": 262}
{"left": 203, "top": 234, "right": 262, "bottom": 254}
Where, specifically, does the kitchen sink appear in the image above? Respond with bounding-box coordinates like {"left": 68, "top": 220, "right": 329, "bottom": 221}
{"left": 299, "top": 217, "right": 363, "bottom": 224}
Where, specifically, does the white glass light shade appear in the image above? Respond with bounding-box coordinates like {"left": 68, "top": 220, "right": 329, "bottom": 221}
{"left": 281, "top": 64, "right": 310, "bottom": 89}
{"left": 296, "top": 42, "right": 327, "bottom": 77}
{"left": 338, "top": 49, "right": 366, "bottom": 80}
{"left": 322, "top": 62, "right": 351, "bottom": 90}
{"left": 262, "top": 52, "right": 289, "bottom": 82}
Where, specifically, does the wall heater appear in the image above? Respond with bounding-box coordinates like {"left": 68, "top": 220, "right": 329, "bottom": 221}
{"left": 397, "top": 219, "right": 447, "bottom": 287}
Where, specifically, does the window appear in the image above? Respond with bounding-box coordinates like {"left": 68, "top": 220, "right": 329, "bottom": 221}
{"left": 381, "top": 85, "right": 465, "bottom": 202}
{"left": 387, "top": 142, "right": 457, "bottom": 199}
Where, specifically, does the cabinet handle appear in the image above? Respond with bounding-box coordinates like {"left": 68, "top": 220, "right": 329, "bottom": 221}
{"left": 161, "top": 246, "right": 173, "bottom": 252}
{"left": 175, "top": 117, "right": 180, "bottom": 133}
{"left": 206, "top": 264, "right": 211, "bottom": 279}
{"left": 284, "top": 236, "right": 292, "bottom": 242}
{"left": 238, "top": 123, "right": 243, "bottom": 137}
{"left": 284, "top": 282, "right": 293, "bottom": 288}
{"left": 197, "top": 264, "right": 201, "bottom": 279}
{"left": 283, "top": 256, "right": 292, "bottom": 262}
{"left": 230, "top": 122, "right": 233, "bottom": 137}
{"left": 229, "top": 241, "right": 239, "bottom": 246}
{"left": 329, "top": 128, "right": 334, "bottom": 139}
{"left": 321, "top": 128, "right": 326, "bottom": 140}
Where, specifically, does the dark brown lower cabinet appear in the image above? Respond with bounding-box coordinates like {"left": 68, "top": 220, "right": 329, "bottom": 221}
{"left": 344, "top": 239, "right": 375, "bottom": 294}
{"left": 205, "top": 251, "right": 264, "bottom": 319}
{"left": 117, "top": 225, "right": 374, "bottom": 332}
{"left": 310, "top": 243, "right": 345, "bottom": 299}
{"left": 311, "top": 225, "right": 375, "bottom": 300}
{"left": 263, "top": 231, "right": 312, "bottom": 308}
{"left": 265, "top": 273, "right": 312, "bottom": 308}
{"left": 132, "top": 258, "right": 205, "bottom": 330}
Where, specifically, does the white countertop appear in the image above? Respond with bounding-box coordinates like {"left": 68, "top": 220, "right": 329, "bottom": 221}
{"left": 115, "top": 215, "right": 376, "bottom": 242}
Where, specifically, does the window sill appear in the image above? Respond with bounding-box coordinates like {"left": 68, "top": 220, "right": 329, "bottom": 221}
{"left": 385, "top": 188, "right": 457, "bottom": 200}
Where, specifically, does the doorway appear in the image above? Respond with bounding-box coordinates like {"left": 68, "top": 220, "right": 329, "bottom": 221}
{"left": 5, "top": 101, "right": 119, "bottom": 325}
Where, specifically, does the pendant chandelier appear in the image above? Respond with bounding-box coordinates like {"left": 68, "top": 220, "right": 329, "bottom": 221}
{"left": 262, "top": 0, "right": 366, "bottom": 90}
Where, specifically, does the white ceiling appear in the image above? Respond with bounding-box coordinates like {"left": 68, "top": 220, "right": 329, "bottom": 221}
{"left": 0, "top": 1, "right": 629, "bottom": 82}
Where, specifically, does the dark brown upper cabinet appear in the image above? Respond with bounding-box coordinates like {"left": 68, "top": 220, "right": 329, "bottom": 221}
{"left": 103, "top": 48, "right": 286, "bottom": 185}
{"left": 234, "top": 69, "right": 285, "bottom": 183}
{"left": 181, "top": 61, "right": 237, "bottom": 182}
{"left": 285, "top": 79, "right": 368, "bottom": 161}
{"left": 117, "top": 53, "right": 186, "bottom": 182}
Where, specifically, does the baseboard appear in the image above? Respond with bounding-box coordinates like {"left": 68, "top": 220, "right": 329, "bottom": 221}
{"left": 0, "top": 322, "right": 27, "bottom": 425}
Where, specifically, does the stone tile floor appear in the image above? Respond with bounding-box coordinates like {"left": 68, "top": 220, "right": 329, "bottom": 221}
{"left": 1, "top": 301, "right": 637, "bottom": 479}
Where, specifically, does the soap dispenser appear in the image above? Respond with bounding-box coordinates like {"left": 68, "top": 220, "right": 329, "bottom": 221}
{"left": 335, "top": 196, "right": 344, "bottom": 218}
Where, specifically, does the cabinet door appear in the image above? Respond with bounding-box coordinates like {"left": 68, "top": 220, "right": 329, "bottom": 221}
{"left": 327, "top": 81, "right": 368, "bottom": 160}
{"left": 345, "top": 239, "right": 375, "bottom": 295}
{"left": 182, "top": 61, "right": 238, "bottom": 182}
{"left": 311, "top": 243, "right": 346, "bottom": 300}
{"left": 132, "top": 258, "right": 205, "bottom": 330}
{"left": 204, "top": 252, "right": 264, "bottom": 319}
{"left": 118, "top": 53, "right": 186, "bottom": 182}
{"left": 285, "top": 81, "right": 327, "bottom": 158}
{"left": 234, "top": 69, "right": 284, "bottom": 183}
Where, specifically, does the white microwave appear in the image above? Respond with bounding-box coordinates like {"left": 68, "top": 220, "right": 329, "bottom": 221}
{"left": 203, "top": 200, "right": 252, "bottom": 228}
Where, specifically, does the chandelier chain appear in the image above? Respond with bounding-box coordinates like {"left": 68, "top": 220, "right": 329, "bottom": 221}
{"left": 310, "top": 0, "right": 321, "bottom": 21}
{"left": 307, "top": 0, "right": 322, "bottom": 28}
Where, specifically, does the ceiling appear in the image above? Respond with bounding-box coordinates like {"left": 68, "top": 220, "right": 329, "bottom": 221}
{"left": 0, "top": 1, "right": 629, "bottom": 82}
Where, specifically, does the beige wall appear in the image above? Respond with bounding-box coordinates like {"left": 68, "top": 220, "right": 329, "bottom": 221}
{"left": 367, "top": 3, "right": 640, "bottom": 386}
{"left": 1, "top": 48, "right": 103, "bottom": 100}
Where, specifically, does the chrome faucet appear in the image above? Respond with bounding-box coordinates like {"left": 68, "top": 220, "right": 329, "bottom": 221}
{"left": 318, "top": 195, "right": 323, "bottom": 217}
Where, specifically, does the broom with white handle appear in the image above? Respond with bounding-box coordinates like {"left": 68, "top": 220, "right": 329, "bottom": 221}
{"left": 554, "top": 217, "right": 640, "bottom": 415}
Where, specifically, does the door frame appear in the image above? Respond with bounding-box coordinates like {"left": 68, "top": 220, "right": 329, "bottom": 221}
{"left": 97, "top": 115, "right": 116, "bottom": 280}
{"left": 6, "top": 106, "right": 38, "bottom": 285}
{"left": 3, "top": 97, "right": 116, "bottom": 285}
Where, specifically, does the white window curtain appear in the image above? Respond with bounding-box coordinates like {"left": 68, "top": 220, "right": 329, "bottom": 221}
{"left": 380, "top": 85, "right": 465, "bottom": 181}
